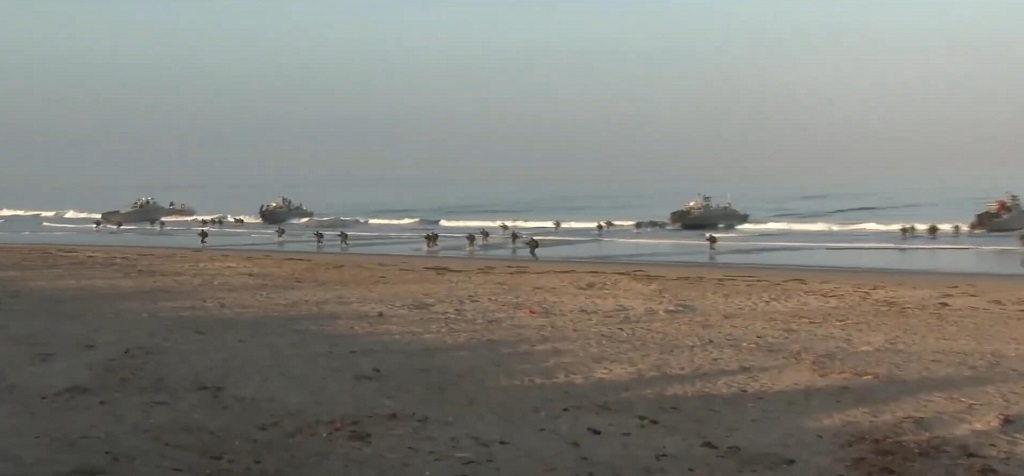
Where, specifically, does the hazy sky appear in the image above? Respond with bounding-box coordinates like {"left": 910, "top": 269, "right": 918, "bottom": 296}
{"left": 3, "top": 1, "right": 1024, "bottom": 200}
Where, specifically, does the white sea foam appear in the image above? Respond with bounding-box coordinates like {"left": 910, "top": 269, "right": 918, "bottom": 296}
{"left": 737, "top": 222, "right": 967, "bottom": 232}
{"left": 0, "top": 207, "right": 979, "bottom": 234}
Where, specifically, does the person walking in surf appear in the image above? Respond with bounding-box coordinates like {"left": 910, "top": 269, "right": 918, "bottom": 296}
{"left": 526, "top": 237, "right": 540, "bottom": 260}
{"left": 197, "top": 229, "right": 209, "bottom": 246}
{"left": 706, "top": 233, "right": 718, "bottom": 251}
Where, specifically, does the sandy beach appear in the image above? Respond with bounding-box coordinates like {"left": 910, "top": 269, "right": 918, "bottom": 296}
{"left": 1, "top": 245, "right": 1022, "bottom": 475}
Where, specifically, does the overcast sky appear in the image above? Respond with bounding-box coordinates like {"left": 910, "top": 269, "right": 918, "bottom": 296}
{"left": 3, "top": 0, "right": 1023, "bottom": 196}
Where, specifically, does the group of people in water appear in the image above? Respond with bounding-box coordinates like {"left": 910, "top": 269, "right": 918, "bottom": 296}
{"left": 310, "top": 230, "right": 349, "bottom": 246}
{"left": 101, "top": 213, "right": 1024, "bottom": 259}
{"left": 194, "top": 223, "right": 541, "bottom": 258}
{"left": 459, "top": 228, "right": 539, "bottom": 258}
{"left": 898, "top": 224, "right": 959, "bottom": 239}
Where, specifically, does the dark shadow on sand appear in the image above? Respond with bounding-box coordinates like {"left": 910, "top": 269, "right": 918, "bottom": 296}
{"left": 0, "top": 279, "right": 1019, "bottom": 476}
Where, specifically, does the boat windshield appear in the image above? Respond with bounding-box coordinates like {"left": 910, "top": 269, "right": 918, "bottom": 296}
{"left": 130, "top": 197, "right": 158, "bottom": 209}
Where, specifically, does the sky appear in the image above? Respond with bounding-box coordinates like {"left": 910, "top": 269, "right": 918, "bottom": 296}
{"left": 2, "top": 0, "right": 1024, "bottom": 207}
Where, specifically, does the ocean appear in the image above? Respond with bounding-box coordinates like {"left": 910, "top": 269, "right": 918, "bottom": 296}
{"left": 2, "top": 179, "right": 1023, "bottom": 275}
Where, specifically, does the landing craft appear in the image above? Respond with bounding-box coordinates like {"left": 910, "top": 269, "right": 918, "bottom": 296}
{"left": 669, "top": 193, "right": 750, "bottom": 230}
{"left": 968, "top": 192, "right": 1024, "bottom": 233}
{"left": 258, "top": 196, "right": 314, "bottom": 225}
{"left": 100, "top": 197, "right": 196, "bottom": 224}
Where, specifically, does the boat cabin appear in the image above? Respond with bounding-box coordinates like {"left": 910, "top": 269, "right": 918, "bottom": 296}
{"left": 129, "top": 197, "right": 160, "bottom": 209}
{"left": 986, "top": 193, "right": 1021, "bottom": 215}
{"left": 264, "top": 196, "right": 293, "bottom": 210}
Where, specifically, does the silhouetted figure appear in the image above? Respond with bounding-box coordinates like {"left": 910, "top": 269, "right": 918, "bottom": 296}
{"left": 115, "top": 221, "right": 123, "bottom": 230}
{"left": 480, "top": 228, "right": 490, "bottom": 243}
{"left": 706, "top": 233, "right": 718, "bottom": 250}
{"left": 93, "top": 220, "right": 102, "bottom": 229}
{"left": 424, "top": 233, "right": 434, "bottom": 248}
{"left": 899, "top": 226, "right": 910, "bottom": 239}
{"left": 634, "top": 221, "right": 642, "bottom": 232}
{"left": 158, "top": 220, "right": 165, "bottom": 230}
{"left": 526, "top": 237, "right": 540, "bottom": 260}
{"left": 952, "top": 224, "right": 961, "bottom": 236}
{"left": 149, "top": 220, "right": 157, "bottom": 227}
{"left": 466, "top": 233, "right": 476, "bottom": 249}
{"left": 553, "top": 220, "right": 561, "bottom": 231}
{"left": 927, "top": 224, "right": 939, "bottom": 239}
{"left": 510, "top": 230, "right": 520, "bottom": 246}
{"left": 596, "top": 222, "right": 604, "bottom": 234}
{"left": 197, "top": 229, "right": 209, "bottom": 246}
{"left": 275, "top": 226, "right": 286, "bottom": 238}
{"left": 604, "top": 220, "right": 614, "bottom": 229}
{"left": 314, "top": 230, "right": 324, "bottom": 245}
{"left": 499, "top": 222, "right": 509, "bottom": 234}
{"left": 338, "top": 231, "right": 349, "bottom": 246}
{"left": 908, "top": 225, "right": 917, "bottom": 235}
{"left": 1019, "top": 232, "right": 1024, "bottom": 247}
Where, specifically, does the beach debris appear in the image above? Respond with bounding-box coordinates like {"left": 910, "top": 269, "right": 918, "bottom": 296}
{"left": 637, "top": 415, "right": 660, "bottom": 425}
{"left": 586, "top": 427, "right": 602, "bottom": 435}
{"left": 347, "top": 430, "right": 372, "bottom": 443}
{"left": 997, "top": 413, "right": 1016, "bottom": 427}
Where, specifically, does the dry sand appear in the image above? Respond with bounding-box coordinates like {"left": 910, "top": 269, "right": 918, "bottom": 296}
{"left": 0, "top": 245, "right": 1022, "bottom": 476}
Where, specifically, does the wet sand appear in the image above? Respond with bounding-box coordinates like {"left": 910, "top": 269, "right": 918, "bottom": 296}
{"left": 1, "top": 244, "right": 1022, "bottom": 476}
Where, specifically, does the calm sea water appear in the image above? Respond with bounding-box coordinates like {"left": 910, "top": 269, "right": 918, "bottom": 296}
{"left": 2, "top": 177, "right": 1023, "bottom": 275}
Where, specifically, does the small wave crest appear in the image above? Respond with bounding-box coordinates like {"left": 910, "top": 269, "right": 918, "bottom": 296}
{"left": 4, "top": 205, "right": 976, "bottom": 235}
{"left": 1, "top": 208, "right": 60, "bottom": 218}
{"left": 438, "top": 219, "right": 636, "bottom": 229}
{"left": 770, "top": 204, "right": 923, "bottom": 220}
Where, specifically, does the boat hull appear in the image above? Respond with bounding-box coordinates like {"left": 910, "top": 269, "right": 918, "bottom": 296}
{"left": 972, "top": 209, "right": 1024, "bottom": 233}
{"left": 669, "top": 210, "right": 750, "bottom": 230}
{"left": 100, "top": 205, "right": 196, "bottom": 224}
{"left": 259, "top": 209, "right": 314, "bottom": 225}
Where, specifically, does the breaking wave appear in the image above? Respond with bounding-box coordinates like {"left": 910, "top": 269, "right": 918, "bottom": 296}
{"left": 737, "top": 222, "right": 967, "bottom": 232}
{"left": 3, "top": 207, "right": 972, "bottom": 234}
{"left": 769, "top": 204, "right": 923, "bottom": 220}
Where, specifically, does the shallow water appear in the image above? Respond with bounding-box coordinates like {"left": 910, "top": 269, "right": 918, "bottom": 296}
{"left": 3, "top": 182, "right": 1023, "bottom": 275}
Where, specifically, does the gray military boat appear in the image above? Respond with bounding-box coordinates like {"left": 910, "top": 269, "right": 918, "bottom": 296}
{"left": 100, "top": 197, "right": 196, "bottom": 224}
{"left": 968, "top": 192, "right": 1024, "bottom": 233}
{"left": 258, "top": 196, "right": 314, "bottom": 224}
{"left": 669, "top": 194, "right": 750, "bottom": 230}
